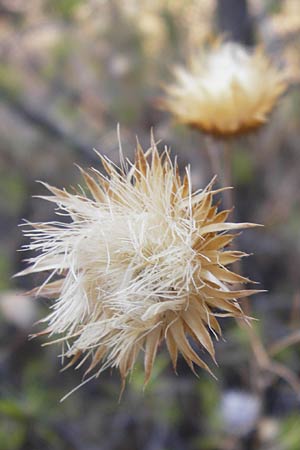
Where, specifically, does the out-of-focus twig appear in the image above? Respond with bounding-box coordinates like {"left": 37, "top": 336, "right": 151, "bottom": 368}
{"left": 204, "top": 137, "right": 234, "bottom": 212}
{"left": 290, "top": 291, "right": 300, "bottom": 328}
{"left": 0, "top": 86, "right": 99, "bottom": 163}
{"left": 216, "top": 0, "right": 254, "bottom": 46}
{"left": 241, "top": 320, "right": 300, "bottom": 396}
{"left": 204, "top": 137, "right": 223, "bottom": 181}
{"left": 269, "top": 329, "right": 300, "bottom": 357}
{"left": 0, "top": 2, "right": 24, "bottom": 20}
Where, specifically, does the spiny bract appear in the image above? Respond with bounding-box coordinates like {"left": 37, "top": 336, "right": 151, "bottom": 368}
{"left": 162, "top": 41, "right": 287, "bottom": 137}
{"left": 18, "top": 137, "right": 260, "bottom": 389}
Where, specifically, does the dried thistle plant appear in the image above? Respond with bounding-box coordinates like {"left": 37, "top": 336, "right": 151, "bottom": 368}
{"left": 18, "top": 136, "right": 260, "bottom": 391}
{"left": 162, "top": 41, "right": 287, "bottom": 137}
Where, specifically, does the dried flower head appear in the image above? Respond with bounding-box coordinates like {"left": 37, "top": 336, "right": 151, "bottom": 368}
{"left": 18, "top": 136, "right": 259, "bottom": 390}
{"left": 162, "top": 42, "right": 287, "bottom": 137}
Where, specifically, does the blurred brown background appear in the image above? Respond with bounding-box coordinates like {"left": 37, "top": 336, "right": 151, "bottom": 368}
{"left": 1, "top": 1, "right": 300, "bottom": 449}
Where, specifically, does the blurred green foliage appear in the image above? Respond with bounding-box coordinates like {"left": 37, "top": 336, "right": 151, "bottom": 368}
{"left": 0, "top": 256, "right": 11, "bottom": 290}
{"left": 0, "top": 66, "right": 22, "bottom": 100}
{"left": 46, "top": 0, "right": 83, "bottom": 20}
{"left": 232, "top": 148, "right": 254, "bottom": 185}
{"left": 279, "top": 414, "right": 300, "bottom": 450}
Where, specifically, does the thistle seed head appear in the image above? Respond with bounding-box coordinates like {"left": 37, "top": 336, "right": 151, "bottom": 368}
{"left": 18, "top": 135, "right": 260, "bottom": 389}
{"left": 162, "top": 42, "right": 287, "bottom": 137}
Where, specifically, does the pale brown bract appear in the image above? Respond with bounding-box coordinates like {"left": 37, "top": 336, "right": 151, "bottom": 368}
{"left": 162, "top": 42, "right": 287, "bottom": 137}
{"left": 18, "top": 136, "right": 260, "bottom": 392}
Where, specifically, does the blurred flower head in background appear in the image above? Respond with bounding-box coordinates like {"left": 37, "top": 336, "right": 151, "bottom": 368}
{"left": 18, "top": 136, "right": 259, "bottom": 391}
{"left": 162, "top": 41, "right": 287, "bottom": 137}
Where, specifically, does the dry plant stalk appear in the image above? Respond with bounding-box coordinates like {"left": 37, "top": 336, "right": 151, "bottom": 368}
{"left": 17, "top": 136, "right": 260, "bottom": 391}
{"left": 162, "top": 41, "right": 287, "bottom": 137}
